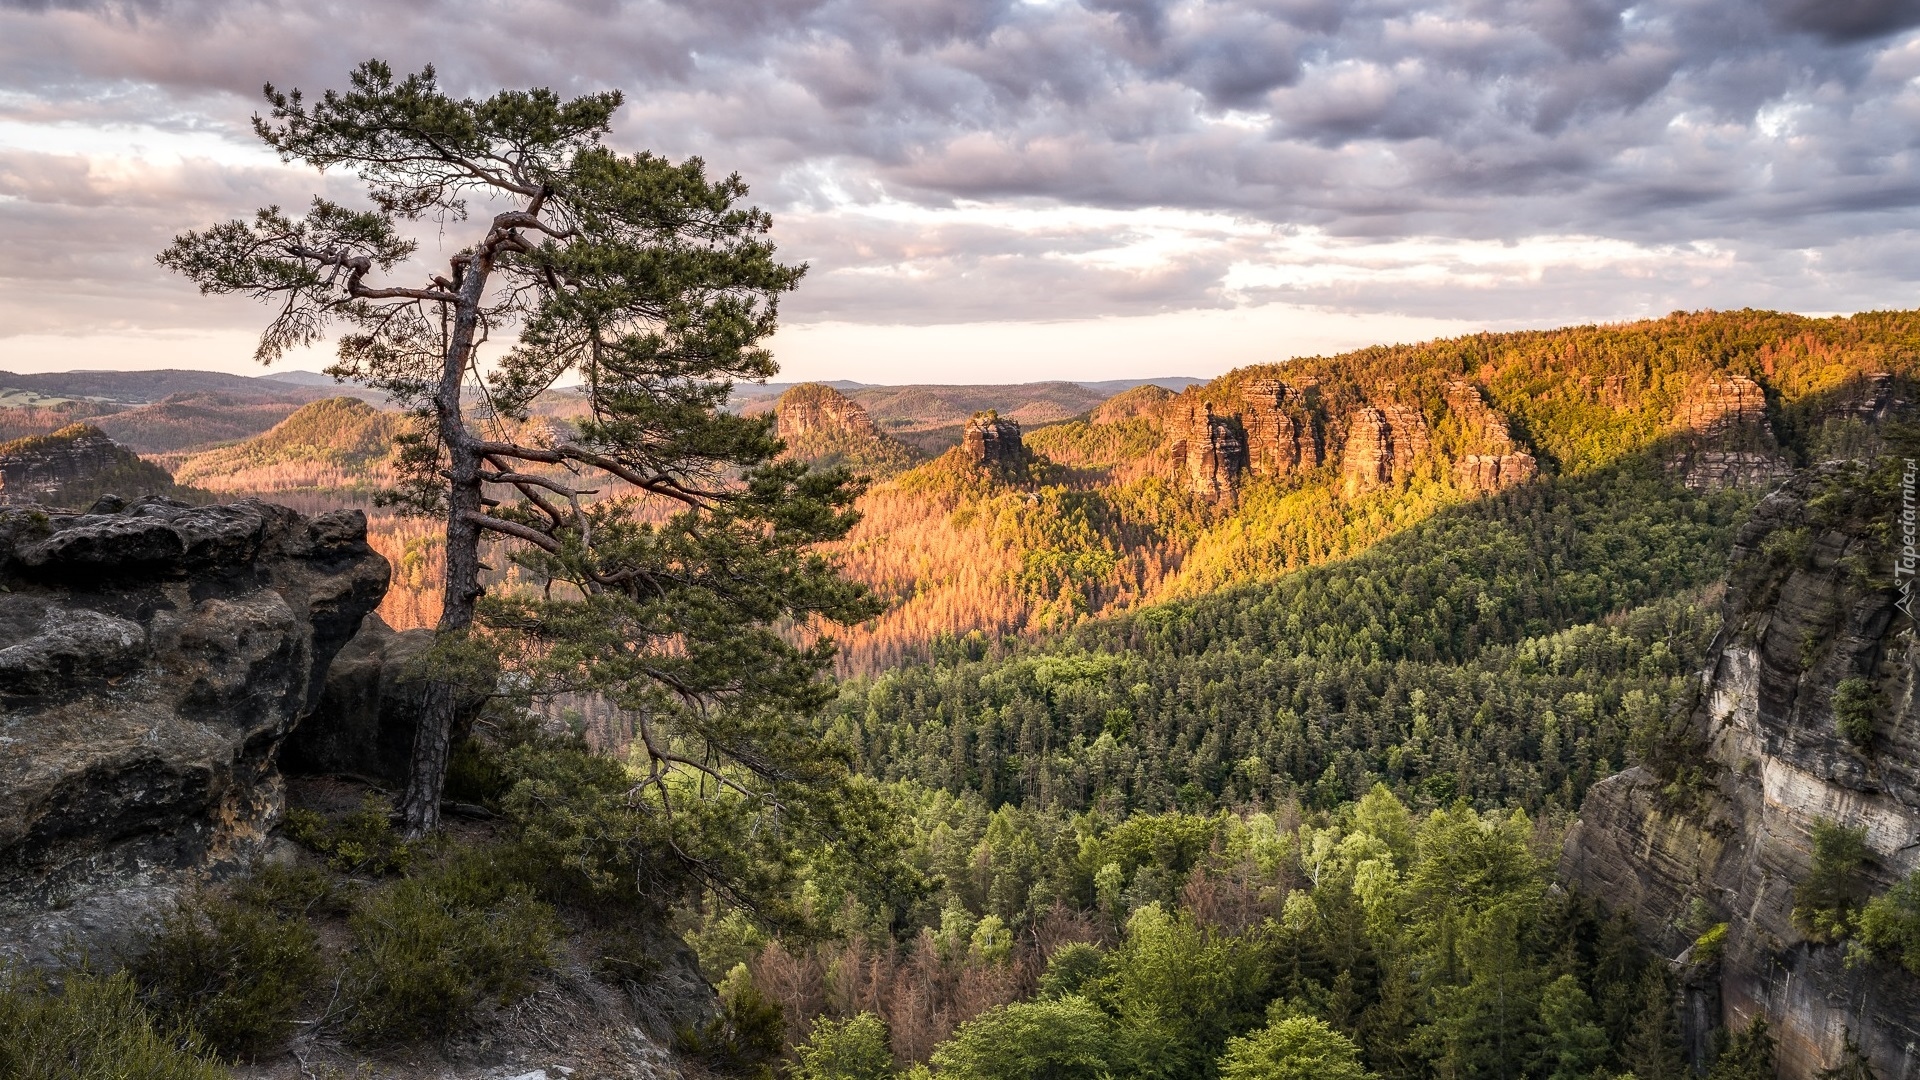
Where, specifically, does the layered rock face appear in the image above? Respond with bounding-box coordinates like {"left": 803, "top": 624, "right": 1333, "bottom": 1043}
{"left": 0, "top": 497, "right": 387, "bottom": 954}
{"left": 0, "top": 424, "right": 152, "bottom": 504}
{"left": 1340, "top": 404, "right": 1430, "bottom": 494}
{"left": 1669, "top": 375, "right": 1794, "bottom": 490}
{"left": 1446, "top": 382, "right": 1538, "bottom": 494}
{"left": 964, "top": 411, "right": 1024, "bottom": 467}
{"left": 776, "top": 383, "right": 877, "bottom": 440}
{"left": 1169, "top": 398, "right": 1248, "bottom": 501}
{"left": 1561, "top": 470, "right": 1920, "bottom": 1079}
{"left": 1166, "top": 381, "right": 1321, "bottom": 499}
{"left": 1241, "top": 380, "right": 1323, "bottom": 479}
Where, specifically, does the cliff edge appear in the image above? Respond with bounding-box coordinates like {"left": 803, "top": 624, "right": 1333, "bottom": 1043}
{"left": 1562, "top": 465, "right": 1920, "bottom": 1079}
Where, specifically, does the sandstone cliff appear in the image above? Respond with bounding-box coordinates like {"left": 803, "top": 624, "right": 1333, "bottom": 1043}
{"left": 0, "top": 423, "right": 180, "bottom": 506}
{"left": 1165, "top": 381, "right": 1321, "bottom": 500}
{"left": 1446, "top": 381, "right": 1538, "bottom": 494}
{"left": 1561, "top": 467, "right": 1920, "bottom": 1080}
{"left": 1668, "top": 375, "right": 1794, "bottom": 491}
{"left": 777, "top": 382, "right": 878, "bottom": 440}
{"left": 1339, "top": 403, "right": 1430, "bottom": 495}
{"left": 775, "top": 383, "right": 918, "bottom": 476}
{"left": 0, "top": 496, "right": 388, "bottom": 964}
{"left": 964, "top": 411, "right": 1025, "bottom": 468}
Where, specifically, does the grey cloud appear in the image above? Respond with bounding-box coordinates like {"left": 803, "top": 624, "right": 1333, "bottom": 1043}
{"left": 0, "top": 0, "right": 1918, "bottom": 337}
{"left": 1769, "top": 0, "right": 1920, "bottom": 44}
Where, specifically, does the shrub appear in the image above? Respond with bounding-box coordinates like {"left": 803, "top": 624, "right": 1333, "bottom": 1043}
{"left": 1833, "top": 678, "right": 1877, "bottom": 750}
{"left": 1692, "top": 922, "right": 1729, "bottom": 964}
{"left": 283, "top": 794, "right": 412, "bottom": 875}
{"left": 929, "top": 996, "right": 1113, "bottom": 1080}
{"left": 341, "top": 852, "right": 559, "bottom": 1047}
{"left": 1792, "top": 819, "right": 1872, "bottom": 942}
{"left": 0, "top": 969, "right": 229, "bottom": 1080}
{"left": 1218, "top": 1016, "right": 1377, "bottom": 1080}
{"left": 1854, "top": 871, "right": 1920, "bottom": 974}
{"left": 231, "top": 863, "right": 345, "bottom": 918}
{"left": 130, "top": 891, "right": 323, "bottom": 1060}
{"left": 793, "top": 1012, "right": 895, "bottom": 1080}
{"left": 675, "top": 964, "right": 786, "bottom": 1080}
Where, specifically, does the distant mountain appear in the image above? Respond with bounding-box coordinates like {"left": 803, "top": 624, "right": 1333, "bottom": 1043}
{"left": 1072, "top": 377, "right": 1204, "bottom": 395}
{"left": 0, "top": 368, "right": 313, "bottom": 405}
{"left": 256, "top": 369, "right": 357, "bottom": 388}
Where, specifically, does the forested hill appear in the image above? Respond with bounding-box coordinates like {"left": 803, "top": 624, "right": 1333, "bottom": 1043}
{"left": 825, "top": 309, "right": 1916, "bottom": 672}
{"left": 827, "top": 448, "right": 1746, "bottom": 817}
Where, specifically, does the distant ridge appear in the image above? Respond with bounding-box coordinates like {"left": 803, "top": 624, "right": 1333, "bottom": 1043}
{"left": 256, "top": 369, "right": 358, "bottom": 388}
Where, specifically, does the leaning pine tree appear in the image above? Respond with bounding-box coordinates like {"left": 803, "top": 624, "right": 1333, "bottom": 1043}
{"left": 160, "top": 61, "right": 878, "bottom": 840}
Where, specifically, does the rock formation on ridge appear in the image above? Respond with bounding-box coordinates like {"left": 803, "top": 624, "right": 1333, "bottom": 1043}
{"left": 1446, "top": 381, "right": 1539, "bottom": 494}
{"left": 0, "top": 496, "right": 388, "bottom": 966}
{"left": 0, "top": 423, "right": 177, "bottom": 506}
{"left": 1168, "top": 397, "right": 1248, "bottom": 501}
{"left": 1561, "top": 468, "right": 1920, "bottom": 1079}
{"left": 776, "top": 382, "right": 878, "bottom": 441}
{"left": 775, "top": 383, "right": 918, "bottom": 477}
{"left": 1668, "top": 374, "right": 1794, "bottom": 490}
{"left": 1166, "top": 380, "right": 1322, "bottom": 500}
{"left": 964, "top": 411, "right": 1025, "bottom": 468}
{"left": 1340, "top": 403, "right": 1431, "bottom": 495}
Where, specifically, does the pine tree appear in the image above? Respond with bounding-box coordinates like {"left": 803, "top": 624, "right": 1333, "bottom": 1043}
{"left": 161, "top": 60, "right": 875, "bottom": 838}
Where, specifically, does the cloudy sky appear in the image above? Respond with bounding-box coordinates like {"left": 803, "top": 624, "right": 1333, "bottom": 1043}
{"left": 2, "top": 0, "right": 1918, "bottom": 383}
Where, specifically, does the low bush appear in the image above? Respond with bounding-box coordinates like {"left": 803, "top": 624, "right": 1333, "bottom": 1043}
{"left": 130, "top": 890, "right": 324, "bottom": 1060}
{"left": 341, "top": 850, "right": 560, "bottom": 1047}
{"left": 283, "top": 794, "right": 412, "bottom": 875}
{"left": 793, "top": 1012, "right": 895, "bottom": 1080}
{"left": 675, "top": 964, "right": 787, "bottom": 1080}
{"left": 0, "top": 969, "right": 228, "bottom": 1080}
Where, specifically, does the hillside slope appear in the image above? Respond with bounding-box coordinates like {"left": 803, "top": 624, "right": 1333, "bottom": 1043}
{"left": 175, "top": 397, "right": 404, "bottom": 496}
{"left": 824, "top": 309, "right": 1917, "bottom": 673}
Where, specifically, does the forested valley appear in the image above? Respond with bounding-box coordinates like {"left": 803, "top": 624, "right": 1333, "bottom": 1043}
{"left": 7, "top": 283, "right": 1919, "bottom": 1080}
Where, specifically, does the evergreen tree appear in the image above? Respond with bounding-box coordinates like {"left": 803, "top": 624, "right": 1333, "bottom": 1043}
{"left": 1621, "top": 965, "right": 1687, "bottom": 1080}
{"left": 1709, "top": 1017, "right": 1777, "bottom": 1080}
{"left": 160, "top": 60, "right": 875, "bottom": 838}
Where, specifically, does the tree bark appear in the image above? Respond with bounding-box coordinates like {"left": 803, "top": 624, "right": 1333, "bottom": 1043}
{"left": 399, "top": 250, "right": 494, "bottom": 839}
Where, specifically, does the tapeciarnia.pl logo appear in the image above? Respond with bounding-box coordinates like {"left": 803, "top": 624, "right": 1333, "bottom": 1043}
{"left": 1900, "top": 458, "right": 1918, "bottom": 623}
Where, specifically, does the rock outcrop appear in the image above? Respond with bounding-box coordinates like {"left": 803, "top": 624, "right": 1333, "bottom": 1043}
{"left": 1166, "top": 381, "right": 1322, "bottom": 500}
{"left": 1241, "top": 379, "right": 1323, "bottom": 479}
{"left": 775, "top": 383, "right": 918, "bottom": 477}
{"left": 1561, "top": 469, "right": 1920, "bottom": 1080}
{"left": 281, "top": 613, "right": 436, "bottom": 787}
{"left": 1168, "top": 397, "right": 1248, "bottom": 501}
{"left": 1446, "top": 382, "right": 1538, "bottom": 494}
{"left": 0, "top": 497, "right": 387, "bottom": 963}
{"left": 964, "top": 411, "right": 1025, "bottom": 468}
{"left": 776, "top": 383, "right": 877, "bottom": 441}
{"left": 1340, "top": 403, "right": 1430, "bottom": 495}
{"left": 0, "top": 423, "right": 175, "bottom": 506}
{"left": 1668, "top": 375, "right": 1793, "bottom": 491}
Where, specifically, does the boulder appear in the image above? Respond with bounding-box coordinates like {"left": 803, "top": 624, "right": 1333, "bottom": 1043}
{"left": 0, "top": 496, "right": 387, "bottom": 965}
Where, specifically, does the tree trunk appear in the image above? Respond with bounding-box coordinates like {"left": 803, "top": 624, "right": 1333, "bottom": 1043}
{"left": 399, "top": 254, "right": 493, "bottom": 839}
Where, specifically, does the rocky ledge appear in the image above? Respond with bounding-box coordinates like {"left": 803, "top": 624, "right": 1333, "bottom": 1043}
{"left": 0, "top": 496, "right": 387, "bottom": 963}
{"left": 1561, "top": 468, "right": 1920, "bottom": 1079}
